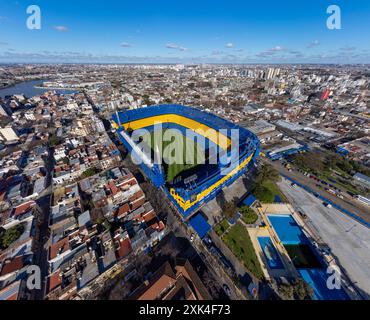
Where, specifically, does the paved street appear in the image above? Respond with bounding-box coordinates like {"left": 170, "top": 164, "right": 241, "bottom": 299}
{"left": 278, "top": 177, "right": 370, "bottom": 298}
{"left": 32, "top": 145, "right": 54, "bottom": 300}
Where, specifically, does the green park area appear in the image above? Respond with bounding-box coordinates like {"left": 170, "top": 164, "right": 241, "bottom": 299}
{"left": 254, "top": 179, "right": 287, "bottom": 203}
{"left": 222, "top": 222, "right": 264, "bottom": 279}
{"left": 239, "top": 206, "right": 258, "bottom": 224}
{"left": 0, "top": 224, "right": 24, "bottom": 250}
{"left": 253, "top": 163, "right": 287, "bottom": 203}
{"left": 215, "top": 219, "right": 230, "bottom": 236}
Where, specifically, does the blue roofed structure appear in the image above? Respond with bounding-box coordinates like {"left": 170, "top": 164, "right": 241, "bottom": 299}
{"left": 242, "top": 194, "right": 256, "bottom": 207}
{"left": 266, "top": 143, "right": 309, "bottom": 161}
{"left": 112, "top": 104, "right": 260, "bottom": 218}
{"left": 189, "top": 213, "right": 211, "bottom": 239}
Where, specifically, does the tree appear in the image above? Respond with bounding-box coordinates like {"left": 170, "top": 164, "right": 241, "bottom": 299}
{"left": 278, "top": 279, "right": 314, "bottom": 300}
{"left": 278, "top": 283, "right": 294, "bottom": 300}
{"left": 240, "top": 206, "right": 258, "bottom": 224}
{"left": 0, "top": 224, "right": 24, "bottom": 249}
{"left": 292, "top": 279, "right": 314, "bottom": 300}
{"left": 254, "top": 184, "right": 274, "bottom": 203}
{"left": 48, "top": 134, "right": 60, "bottom": 147}
{"left": 291, "top": 153, "right": 324, "bottom": 174}
{"left": 81, "top": 167, "right": 99, "bottom": 178}
{"left": 256, "top": 163, "right": 280, "bottom": 184}
{"left": 61, "top": 157, "right": 70, "bottom": 165}
{"left": 336, "top": 158, "right": 353, "bottom": 174}
{"left": 222, "top": 201, "right": 238, "bottom": 220}
{"left": 325, "top": 155, "right": 337, "bottom": 171}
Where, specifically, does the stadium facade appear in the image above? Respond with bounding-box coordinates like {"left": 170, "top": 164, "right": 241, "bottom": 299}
{"left": 112, "top": 104, "right": 260, "bottom": 218}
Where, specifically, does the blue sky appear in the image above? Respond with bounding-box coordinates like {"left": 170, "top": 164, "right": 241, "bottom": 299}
{"left": 0, "top": 0, "right": 369, "bottom": 63}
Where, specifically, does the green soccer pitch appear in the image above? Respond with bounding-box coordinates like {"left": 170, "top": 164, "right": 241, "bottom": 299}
{"left": 142, "top": 128, "right": 205, "bottom": 183}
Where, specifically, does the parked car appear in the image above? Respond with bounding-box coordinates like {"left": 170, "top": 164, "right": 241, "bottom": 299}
{"left": 323, "top": 202, "right": 332, "bottom": 208}
{"left": 347, "top": 191, "right": 355, "bottom": 197}
{"left": 203, "top": 236, "right": 212, "bottom": 247}
{"left": 326, "top": 188, "right": 336, "bottom": 195}
{"left": 223, "top": 284, "right": 232, "bottom": 296}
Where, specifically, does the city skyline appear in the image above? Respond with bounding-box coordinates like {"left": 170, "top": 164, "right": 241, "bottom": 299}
{"left": 0, "top": 0, "right": 370, "bottom": 64}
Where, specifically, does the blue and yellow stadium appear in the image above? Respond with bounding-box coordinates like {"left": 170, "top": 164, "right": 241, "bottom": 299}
{"left": 112, "top": 104, "right": 260, "bottom": 219}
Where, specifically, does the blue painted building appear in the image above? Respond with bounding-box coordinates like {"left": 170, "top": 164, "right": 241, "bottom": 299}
{"left": 112, "top": 104, "right": 260, "bottom": 218}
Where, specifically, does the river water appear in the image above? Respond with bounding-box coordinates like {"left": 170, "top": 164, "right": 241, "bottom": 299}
{"left": 0, "top": 80, "right": 79, "bottom": 99}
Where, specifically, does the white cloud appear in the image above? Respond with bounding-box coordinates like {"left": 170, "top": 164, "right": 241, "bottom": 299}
{"left": 165, "top": 43, "right": 188, "bottom": 51}
{"left": 53, "top": 25, "right": 68, "bottom": 32}
{"left": 289, "top": 50, "right": 304, "bottom": 58}
{"left": 270, "top": 46, "right": 284, "bottom": 52}
{"left": 225, "top": 42, "right": 234, "bottom": 48}
{"left": 211, "top": 50, "right": 224, "bottom": 55}
{"left": 256, "top": 46, "right": 285, "bottom": 58}
{"left": 121, "top": 42, "right": 133, "bottom": 48}
{"left": 2, "top": 48, "right": 369, "bottom": 64}
{"left": 340, "top": 46, "right": 356, "bottom": 52}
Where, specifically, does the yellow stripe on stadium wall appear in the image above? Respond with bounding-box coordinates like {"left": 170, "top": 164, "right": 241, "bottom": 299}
{"left": 114, "top": 114, "right": 231, "bottom": 149}
{"left": 113, "top": 114, "right": 255, "bottom": 213}
{"left": 170, "top": 151, "right": 254, "bottom": 212}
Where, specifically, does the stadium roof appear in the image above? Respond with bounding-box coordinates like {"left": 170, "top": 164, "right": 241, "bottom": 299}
{"left": 112, "top": 104, "right": 256, "bottom": 143}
